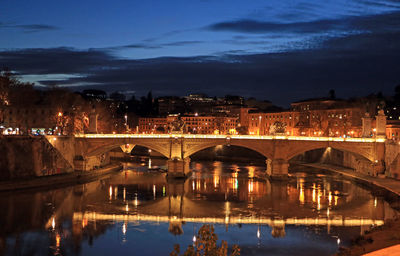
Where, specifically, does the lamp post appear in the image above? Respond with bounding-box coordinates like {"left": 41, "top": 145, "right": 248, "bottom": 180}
{"left": 124, "top": 114, "right": 128, "bottom": 132}
{"left": 57, "top": 112, "right": 63, "bottom": 135}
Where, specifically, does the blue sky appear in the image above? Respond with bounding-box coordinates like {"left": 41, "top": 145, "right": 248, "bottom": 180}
{"left": 1, "top": 0, "right": 400, "bottom": 106}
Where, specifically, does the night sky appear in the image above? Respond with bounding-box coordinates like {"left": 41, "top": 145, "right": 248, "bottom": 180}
{"left": 1, "top": 0, "right": 400, "bottom": 106}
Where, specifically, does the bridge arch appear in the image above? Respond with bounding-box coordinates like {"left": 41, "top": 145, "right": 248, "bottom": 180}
{"left": 84, "top": 141, "right": 170, "bottom": 158}
{"left": 184, "top": 140, "right": 273, "bottom": 160}
{"left": 287, "top": 144, "right": 374, "bottom": 164}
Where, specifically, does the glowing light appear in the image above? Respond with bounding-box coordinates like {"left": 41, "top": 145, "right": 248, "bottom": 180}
{"left": 109, "top": 186, "right": 113, "bottom": 200}
{"left": 257, "top": 227, "right": 261, "bottom": 239}
{"left": 126, "top": 204, "right": 129, "bottom": 212}
{"left": 52, "top": 217, "right": 55, "bottom": 230}
{"left": 312, "top": 183, "right": 316, "bottom": 203}
{"left": 317, "top": 192, "right": 321, "bottom": 211}
{"left": 299, "top": 185, "right": 304, "bottom": 205}
{"left": 193, "top": 235, "right": 197, "bottom": 243}
{"left": 82, "top": 218, "right": 88, "bottom": 228}
{"left": 214, "top": 175, "right": 220, "bottom": 188}
{"left": 328, "top": 192, "right": 332, "bottom": 206}
{"left": 248, "top": 181, "right": 254, "bottom": 193}
{"left": 225, "top": 201, "right": 231, "bottom": 217}
{"left": 58, "top": 112, "right": 63, "bottom": 117}
{"left": 337, "top": 238, "right": 341, "bottom": 245}
{"left": 248, "top": 166, "right": 255, "bottom": 178}
{"left": 122, "top": 223, "right": 127, "bottom": 235}
{"left": 123, "top": 187, "right": 126, "bottom": 201}
{"left": 234, "top": 177, "right": 238, "bottom": 191}
{"left": 56, "top": 234, "right": 61, "bottom": 247}
{"left": 73, "top": 212, "right": 385, "bottom": 227}
{"left": 374, "top": 197, "right": 377, "bottom": 208}
{"left": 153, "top": 185, "right": 156, "bottom": 199}
{"left": 192, "top": 181, "right": 195, "bottom": 190}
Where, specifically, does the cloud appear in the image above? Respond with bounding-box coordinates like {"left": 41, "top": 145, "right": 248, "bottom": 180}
{"left": 112, "top": 44, "right": 162, "bottom": 50}
{"left": 0, "top": 47, "right": 114, "bottom": 74}
{"left": 161, "top": 41, "right": 203, "bottom": 47}
{"left": 0, "top": 23, "right": 60, "bottom": 33}
{"left": 107, "top": 40, "right": 204, "bottom": 51}
{"left": 206, "top": 11, "right": 400, "bottom": 35}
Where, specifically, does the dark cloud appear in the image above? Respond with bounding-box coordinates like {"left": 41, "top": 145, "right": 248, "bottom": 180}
{"left": 1, "top": 12, "right": 399, "bottom": 107}
{"left": 108, "top": 40, "right": 204, "bottom": 51}
{"left": 161, "top": 41, "right": 203, "bottom": 47}
{"left": 0, "top": 47, "right": 114, "bottom": 74}
{"left": 112, "top": 44, "right": 162, "bottom": 50}
{"left": 0, "top": 23, "right": 59, "bottom": 33}
{"left": 207, "top": 11, "right": 400, "bottom": 34}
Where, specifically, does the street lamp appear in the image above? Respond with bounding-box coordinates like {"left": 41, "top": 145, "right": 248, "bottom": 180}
{"left": 124, "top": 114, "right": 128, "bottom": 132}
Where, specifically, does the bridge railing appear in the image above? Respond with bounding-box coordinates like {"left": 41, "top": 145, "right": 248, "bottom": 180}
{"left": 74, "top": 133, "right": 385, "bottom": 143}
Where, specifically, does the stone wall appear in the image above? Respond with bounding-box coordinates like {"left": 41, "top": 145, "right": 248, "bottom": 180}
{"left": 385, "top": 141, "right": 400, "bottom": 178}
{"left": 0, "top": 136, "right": 73, "bottom": 181}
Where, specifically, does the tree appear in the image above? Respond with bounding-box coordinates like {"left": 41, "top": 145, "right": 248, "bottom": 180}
{"left": 0, "top": 68, "right": 36, "bottom": 106}
{"left": 170, "top": 225, "right": 240, "bottom": 256}
{"left": 269, "top": 121, "right": 286, "bottom": 134}
{"left": 328, "top": 89, "right": 336, "bottom": 99}
{"left": 394, "top": 84, "right": 400, "bottom": 103}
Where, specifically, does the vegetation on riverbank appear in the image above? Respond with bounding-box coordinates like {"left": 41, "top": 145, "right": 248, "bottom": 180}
{"left": 170, "top": 225, "right": 240, "bottom": 256}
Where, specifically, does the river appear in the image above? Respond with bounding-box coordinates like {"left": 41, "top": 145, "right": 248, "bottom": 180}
{"left": 0, "top": 160, "right": 397, "bottom": 256}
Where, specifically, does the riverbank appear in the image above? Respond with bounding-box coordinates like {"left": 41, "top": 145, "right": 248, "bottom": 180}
{"left": 335, "top": 217, "right": 400, "bottom": 256}
{"left": 295, "top": 162, "right": 400, "bottom": 197}
{"left": 293, "top": 162, "right": 400, "bottom": 255}
{"left": 0, "top": 164, "right": 122, "bottom": 192}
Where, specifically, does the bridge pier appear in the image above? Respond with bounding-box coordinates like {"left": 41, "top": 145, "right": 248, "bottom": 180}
{"left": 167, "top": 157, "right": 191, "bottom": 178}
{"left": 266, "top": 159, "right": 289, "bottom": 180}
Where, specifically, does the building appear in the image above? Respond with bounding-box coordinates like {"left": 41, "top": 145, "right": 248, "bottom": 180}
{"left": 240, "top": 98, "right": 365, "bottom": 137}
{"left": 181, "top": 115, "right": 238, "bottom": 134}
{"left": 157, "top": 96, "right": 185, "bottom": 115}
{"left": 184, "top": 94, "right": 216, "bottom": 114}
{"left": 386, "top": 120, "right": 400, "bottom": 142}
{"left": 247, "top": 111, "right": 295, "bottom": 135}
{"left": 137, "top": 114, "right": 239, "bottom": 135}
{"left": 1, "top": 105, "right": 58, "bottom": 134}
{"left": 138, "top": 117, "right": 168, "bottom": 134}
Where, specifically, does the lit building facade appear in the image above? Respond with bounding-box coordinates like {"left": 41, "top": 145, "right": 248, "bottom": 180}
{"left": 138, "top": 117, "right": 168, "bottom": 134}
{"left": 242, "top": 99, "right": 365, "bottom": 137}
{"left": 138, "top": 115, "right": 238, "bottom": 134}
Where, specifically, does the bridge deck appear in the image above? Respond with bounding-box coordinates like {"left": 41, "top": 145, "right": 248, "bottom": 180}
{"left": 74, "top": 134, "right": 385, "bottom": 143}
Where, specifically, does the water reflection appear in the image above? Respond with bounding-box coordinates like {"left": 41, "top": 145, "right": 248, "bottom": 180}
{"left": 0, "top": 161, "right": 398, "bottom": 256}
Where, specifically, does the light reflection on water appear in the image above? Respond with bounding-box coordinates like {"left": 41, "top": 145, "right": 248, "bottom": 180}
{"left": 0, "top": 160, "right": 397, "bottom": 256}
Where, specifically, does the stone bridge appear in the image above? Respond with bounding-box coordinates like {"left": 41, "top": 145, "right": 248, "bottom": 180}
{"left": 46, "top": 134, "right": 386, "bottom": 179}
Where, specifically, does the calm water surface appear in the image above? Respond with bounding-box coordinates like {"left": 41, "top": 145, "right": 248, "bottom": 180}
{"left": 0, "top": 160, "right": 398, "bottom": 256}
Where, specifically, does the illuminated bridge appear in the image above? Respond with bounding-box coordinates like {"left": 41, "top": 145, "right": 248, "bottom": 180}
{"left": 47, "top": 134, "right": 386, "bottom": 178}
